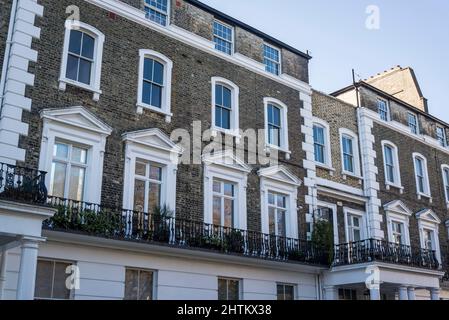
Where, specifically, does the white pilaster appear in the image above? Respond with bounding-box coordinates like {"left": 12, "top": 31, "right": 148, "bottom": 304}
{"left": 16, "top": 237, "right": 43, "bottom": 300}
{"left": 370, "top": 287, "right": 381, "bottom": 300}
{"left": 357, "top": 108, "right": 384, "bottom": 239}
{"left": 407, "top": 287, "right": 416, "bottom": 301}
{"left": 398, "top": 286, "right": 408, "bottom": 300}
{"left": 0, "top": 249, "right": 7, "bottom": 300}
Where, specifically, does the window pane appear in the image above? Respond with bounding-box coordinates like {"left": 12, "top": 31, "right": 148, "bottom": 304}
{"left": 215, "top": 106, "right": 222, "bottom": 128}
{"left": 148, "top": 182, "right": 161, "bottom": 211}
{"left": 213, "top": 180, "right": 221, "bottom": 193}
{"left": 222, "top": 87, "right": 231, "bottom": 108}
{"left": 153, "top": 61, "right": 164, "bottom": 85}
{"left": 68, "top": 30, "right": 82, "bottom": 55}
{"left": 213, "top": 196, "right": 222, "bottom": 225}
{"left": 66, "top": 55, "right": 79, "bottom": 81}
{"left": 54, "top": 143, "right": 69, "bottom": 159}
{"left": 223, "top": 198, "right": 233, "bottom": 228}
{"left": 78, "top": 58, "right": 92, "bottom": 85}
{"left": 124, "top": 269, "right": 139, "bottom": 300}
{"left": 277, "top": 195, "right": 286, "bottom": 208}
{"left": 215, "top": 85, "right": 223, "bottom": 106}
{"left": 135, "top": 161, "right": 147, "bottom": 176}
{"left": 284, "top": 285, "right": 294, "bottom": 300}
{"left": 138, "top": 271, "right": 153, "bottom": 300}
{"left": 353, "top": 229, "right": 361, "bottom": 242}
{"left": 151, "top": 84, "right": 162, "bottom": 108}
{"left": 81, "top": 33, "right": 95, "bottom": 60}
{"left": 35, "top": 260, "right": 53, "bottom": 299}
{"left": 221, "top": 108, "right": 231, "bottom": 130}
{"left": 150, "top": 166, "right": 162, "bottom": 181}
{"left": 134, "top": 179, "right": 145, "bottom": 212}
{"left": 50, "top": 162, "right": 67, "bottom": 198}
{"left": 268, "top": 207, "right": 276, "bottom": 234}
{"left": 68, "top": 166, "right": 85, "bottom": 201}
{"left": 227, "top": 280, "right": 239, "bottom": 300}
{"left": 143, "top": 58, "right": 154, "bottom": 81}
{"left": 314, "top": 144, "right": 324, "bottom": 163}
{"left": 71, "top": 147, "right": 87, "bottom": 164}
{"left": 268, "top": 193, "right": 275, "bottom": 205}
{"left": 313, "top": 126, "right": 324, "bottom": 144}
{"left": 53, "top": 262, "right": 71, "bottom": 299}
{"left": 277, "top": 210, "right": 286, "bottom": 237}
{"left": 218, "top": 279, "right": 227, "bottom": 300}
{"left": 142, "top": 81, "right": 152, "bottom": 105}
{"left": 224, "top": 183, "right": 234, "bottom": 197}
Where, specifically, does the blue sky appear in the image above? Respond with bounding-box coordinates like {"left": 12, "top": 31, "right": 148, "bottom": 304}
{"left": 201, "top": 0, "right": 449, "bottom": 122}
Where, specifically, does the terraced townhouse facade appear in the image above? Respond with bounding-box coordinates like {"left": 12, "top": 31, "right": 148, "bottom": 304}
{"left": 0, "top": 0, "right": 447, "bottom": 300}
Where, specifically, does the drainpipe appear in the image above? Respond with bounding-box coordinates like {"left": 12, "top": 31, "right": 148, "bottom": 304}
{"left": 316, "top": 274, "right": 322, "bottom": 300}
{"left": 0, "top": 249, "right": 7, "bottom": 300}
{"left": 0, "top": 0, "right": 19, "bottom": 116}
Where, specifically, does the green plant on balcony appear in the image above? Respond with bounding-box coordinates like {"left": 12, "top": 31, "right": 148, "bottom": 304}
{"left": 312, "top": 219, "right": 334, "bottom": 265}
{"left": 150, "top": 205, "right": 174, "bottom": 243}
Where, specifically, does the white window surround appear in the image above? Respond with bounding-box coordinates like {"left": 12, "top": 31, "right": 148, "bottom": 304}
{"left": 59, "top": 20, "right": 105, "bottom": 101}
{"left": 442, "top": 164, "right": 449, "bottom": 207}
{"left": 316, "top": 201, "right": 338, "bottom": 245}
{"left": 312, "top": 117, "right": 333, "bottom": 171}
{"left": 383, "top": 200, "right": 412, "bottom": 246}
{"left": 338, "top": 128, "right": 361, "bottom": 178}
{"left": 412, "top": 152, "right": 432, "bottom": 200}
{"left": 343, "top": 208, "right": 368, "bottom": 243}
{"left": 381, "top": 140, "right": 403, "bottom": 192}
{"left": 38, "top": 106, "right": 112, "bottom": 204}
{"left": 136, "top": 49, "right": 173, "bottom": 122}
{"left": 416, "top": 209, "right": 442, "bottom": 263}
{"left": 258, "top": 166, "right": 302, "bottom": 239}
{"left": 203, "top": 151, "right": 250, "bottom": 230}
{"left": 264, "top": 97, "right": 291, "bottom": 158}
{"left": 122, "top": 128, "right": 183, "bottom": 213}
{"left": 211, "top": 77, "right": 240, "bottom": 138}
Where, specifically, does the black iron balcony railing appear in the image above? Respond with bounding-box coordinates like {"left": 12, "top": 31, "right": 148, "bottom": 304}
{"left": 0, "top": 162, "right": 47, "bottom": 204}
{"left": 334, "top": 239, "right": 440, "bottom": 270}
{"left": 42, "top": 196, "right": 329, "bottom": 266}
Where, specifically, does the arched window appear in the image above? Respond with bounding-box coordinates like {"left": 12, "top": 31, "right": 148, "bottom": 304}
{"left": 381, "top": 141, "right": 402, "bottom": 190}
{"left": 413, "top": 153, "right": 431, "bottom": 198}
{"left": 211, "top": 77, "right": 239, "bottom": 135}
{"left": 59, "top": 21, "right": 105, "bottom": 101}
{"left": 264, "top": 98, "right": 289, "bottom": 154}
{"left": 137, "top": 49, "right": 173, "bottom": 122}
{"left": 339, "top": 128, "right": 361, "bottom": 177}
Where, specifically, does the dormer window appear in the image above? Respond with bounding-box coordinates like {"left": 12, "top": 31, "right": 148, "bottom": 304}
{"left": 263, "top": 44, "right": 281, "bottom": 76}
{"left": 407, "top": 113, "right": 419, "bottom": 134}
{"left": 144, "top": 0, "right": 169, "bottom": 26}
{"left": 436, "top": 126, "right": 447, "bottom": 147}
{"left": 213, "top": 21, "right": 233, "bottom": 55}
{"left": 377, "top": 99, "right": 389, "bottom": 121}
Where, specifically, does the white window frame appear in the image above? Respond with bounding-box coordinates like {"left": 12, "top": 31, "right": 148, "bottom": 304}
{"left": 59, "top": 20, "right": 104, "bottom": 101}
{"left": 124, "top": 267, "right": 156, "bottom": 300}
{"left": 137, "top": 49, "right": 173, "bottom": 122}
{"left": 339, "top": 128, "right": 361, "bottom": 178}
{"left": 263, "top": 43, "right": 281, "bottom": 76}
{"left": 212, "top": 178, "right": 237, "bottom": 227}
{"left": 316, "top": 201, "right": 338, "bottom": 245}
{"left": 312, "top": 117, "right": 333, "bottom": 170}
{"left": 213, "top": 20, "right": 234, "bottom": 56}
{"left": 416, "top": 209, "right": 441, "bottom": 263}
{"left": 144, "top": 0, "right": 170, "bottom": 27}
{"left": 343, "top": 208, "right": 367, "bottom": 243}
{"left": 436, "top": 126, "right": 447, "bottom": 147}
{"left": 377, "top": 98, "right": 390, "bottom": 121}
{"left": 276, "top": 283, "right": 296, "bottom": 300}
{"left": 259, "top": 166, "right": 301, "bottom": 239}
{"left": 211, "top": 77, "right": 240, "bottom": 138}
{"left": 218, "top": 277, "right": 241, "bottom": 300}
{"left": 34, "top": 258, "right": 75, "bottom": 300}
{"left": 122, "top": 128, "right": 182, "bottom": 213}
{"left": 407, "top": 112, "right": 419, "bottom": 135}
{"left": 264, "top": 97, "right": 290, "bottom": 156}
{"left": 442, "top": 164, "right": 449, "bottom": 207}
{"left": 39, "top": 107, "right": 112, "bottom": 204}
{"left": 412, "top": 152, "right": 431, "bottom": 199}
{"left": 386, "top": 211, "right": 411, "bottom": 246}
{"left": 381, "top": 140, "right": 403, "bottom": 191}
{"left": 203, "top": 151, "right": 250, "bottom": 230}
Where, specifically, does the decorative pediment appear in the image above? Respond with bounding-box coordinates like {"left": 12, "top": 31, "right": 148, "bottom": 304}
{"left": 383, "top": 200, "right": 412, "bottom": 216}
{"left": 40, "top": 106, "right": 112, "bottom": 135}
{"left": 416, "top": 209, "right": 441, "bottom": 224}
{"left": 202, "top": 150, "right": 251, "bottom": 173}
{"left": 122, "top": 128, "right": 183, "bottom": 155}
{"left": 258, "top": 166, "right": 302, "bottom": 186}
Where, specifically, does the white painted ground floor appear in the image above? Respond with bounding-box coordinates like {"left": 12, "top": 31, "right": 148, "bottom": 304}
{"left": 1, "top": 230, "right": 448, "bottom": 300}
